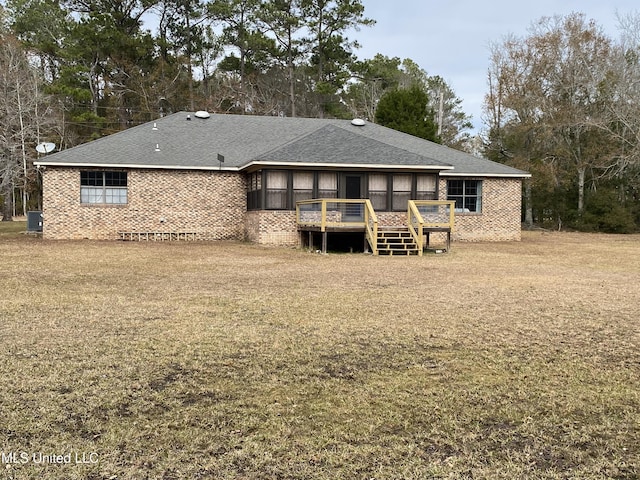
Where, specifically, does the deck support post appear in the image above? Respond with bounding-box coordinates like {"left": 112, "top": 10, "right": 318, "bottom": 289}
{"left": 308, "top": 231, "right": 313, "bottom": 251}
{"left": 322, "top": 231, "right": 327, "bottom": 254}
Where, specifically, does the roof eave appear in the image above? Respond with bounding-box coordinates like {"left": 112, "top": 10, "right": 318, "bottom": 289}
{"left": 34, "top": 161, "right": 529, "bottom": 178}
{"left": 34, "top": 161, "right": 240, "bottom": 172}
{"left": 240, "top": 160, "right": 454, "bottom": 172}
{"left": 441, "top": 171, "right": 531, "bottom": 178}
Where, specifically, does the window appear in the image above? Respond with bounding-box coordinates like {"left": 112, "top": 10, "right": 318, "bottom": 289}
{"left": 247, "top": 170, "right": 446, "bottom": 211}
{"left": 293, "top": 171, "right": 314, "bottom": 204}
{"left": 80, "top": 171, "right": 127, "bottom": 204}
{"left": 265, "top": 170, "right": 288, "bottom": 209}
{"left": 392, "top": 174, "right": 411, "bottom": 211}
{"left": 318, "top": 172, "right": 337, "bottom": 198}
{"left": 416, "top": 174, "right": 437, "bottom": 200}
{"left": 447, "top": 179, "right": 482, "bottom": 213}
{"left": 368, "top": 174, "right": 388, "bottom": 211}
{"left": 247, "top": 171, "right": 262, "bottom": 210}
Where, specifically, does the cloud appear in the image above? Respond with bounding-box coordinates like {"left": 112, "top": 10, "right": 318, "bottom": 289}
{"left": 350, "top": 0, "right": 635, "bottom": 134}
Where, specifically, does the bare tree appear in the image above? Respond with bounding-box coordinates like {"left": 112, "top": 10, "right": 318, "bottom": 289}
{"left": 0, "top": 35, "right": 54, "bottom": 220}
{"left": 484, "top": 13, "right": 615, "bottom": 216}
{"left": 595, "top": 11, "right": 640, "bottom": 183}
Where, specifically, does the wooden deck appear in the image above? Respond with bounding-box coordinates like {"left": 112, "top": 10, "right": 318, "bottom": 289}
{"left": 296, "top": 199, "right": 378, "bottom": 254}
{"left": 296, "top": 199, "right": 455, "bottom": 255}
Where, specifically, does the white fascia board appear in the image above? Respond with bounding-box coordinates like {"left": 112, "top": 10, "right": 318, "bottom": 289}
{"left": 440, "top": 171, "right": 531, "bottom": 178}
{"left": 33, "top": 161, "right": 240, "bottom": 172}
{"left": 240, "top": 161, "right": 454, "bottom": 171}
{"left": 34, "top": 160, "right": 461, "bottom": 173}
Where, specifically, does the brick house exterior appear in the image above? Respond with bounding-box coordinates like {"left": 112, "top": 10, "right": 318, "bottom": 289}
{"left": 245, "top": 210, "right": 298, "bottom": 245}
{"left": 36, "top": 112, "right": 529, "bottom": 245}
{"left": 42, "top": 168, "right": 247, "bottom": 241}
{"left": 438, "top": 177, "right": 523, "bottom": 242}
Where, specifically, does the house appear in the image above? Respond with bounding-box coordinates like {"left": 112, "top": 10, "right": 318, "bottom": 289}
{"left": 35, "top": 111, "right": 529, "bottom": 253}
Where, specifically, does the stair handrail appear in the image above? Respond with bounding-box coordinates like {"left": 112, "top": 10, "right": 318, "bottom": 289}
{"left": 364, "top": 199, "right": 378, "bottom": 255}
{"left": 407, "top": 200, "right": 424, "bottom": 256}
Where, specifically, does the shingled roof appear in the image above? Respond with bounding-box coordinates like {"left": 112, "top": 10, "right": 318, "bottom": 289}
{"left": 36, "top": 112, "right": 528, "bottom": 177}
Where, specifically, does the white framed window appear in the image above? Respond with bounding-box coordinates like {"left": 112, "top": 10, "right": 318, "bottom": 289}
{"left": 80, "top": 171, "right": 127, "bottom": 204}
{"left": 447, "top": 179, "right": 482, "bottom": 213}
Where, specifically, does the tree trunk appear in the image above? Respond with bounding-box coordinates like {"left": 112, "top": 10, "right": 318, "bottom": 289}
{"left": 316, "top": 9, "right": 324, "bottom": 119}
{"left": 240, "top": 46, "right": 246, "bottom": 114}
{"left": 524, "top": 178, "right": 533, "bottom": 227}
{"left": 287, "top": 25, "right": 296, "bottom": 117}
{"left": 288, "top": 58, "right": 296, "bottom": 117}
{"left": 577, "top": 166, "right": 586, "bottom": 212}
{"left": 1, "top": 186, "right": 13, "bottom": 221}
{"left": 17, "top": 82, "right": 29, "bottom": 217}
{"left": 185, "top": 9, "right": 195, "bottom": 111}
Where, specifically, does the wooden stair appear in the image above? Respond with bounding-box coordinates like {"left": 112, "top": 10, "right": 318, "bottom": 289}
{"left": 376, "top": 227, "right": 420, "bottom": 256}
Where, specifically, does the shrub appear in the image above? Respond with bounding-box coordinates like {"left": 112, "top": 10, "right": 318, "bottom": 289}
{"left": 578, "top": 188, "right": 637, "bottom": 233}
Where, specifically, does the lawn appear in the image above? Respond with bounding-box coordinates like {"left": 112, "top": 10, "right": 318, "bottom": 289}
{"left": 0, "top": 223, "right": 638, "bottom": 479}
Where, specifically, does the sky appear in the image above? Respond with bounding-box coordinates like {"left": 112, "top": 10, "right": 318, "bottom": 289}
{"left": 347, "top": 0, "right": 640, "bottom": 134}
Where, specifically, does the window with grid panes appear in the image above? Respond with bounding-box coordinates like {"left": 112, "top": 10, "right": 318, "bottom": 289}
{"left": 447, "top": 179, "right": 482, "bottom": 213}
{"left": 80, "top": 171, "right": 127, "bottom": 204}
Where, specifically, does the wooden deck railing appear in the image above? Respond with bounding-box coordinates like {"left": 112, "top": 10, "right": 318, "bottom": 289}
{"left": 407, "top": 201, "right": 425, "bottom": 256}
{"left": 297, "top": 199, "right": 453, "bottom": 255}
{"left": 407, "top": 200, "right": 456, "bottom": 255}
{"left": 296, "top": 198, "right": 378, "bottom": 254}
{"left": 364, "top": 199, "right": 378, "bottom": 255}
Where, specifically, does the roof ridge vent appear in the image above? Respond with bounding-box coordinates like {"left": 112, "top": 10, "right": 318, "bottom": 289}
{"left": 351, "top": 118, "right": 365, "bottom": 126}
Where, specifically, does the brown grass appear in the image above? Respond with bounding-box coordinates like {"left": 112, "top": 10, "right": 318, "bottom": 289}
{"left": 0, "top": 223, "right": 638, "bottom": 479}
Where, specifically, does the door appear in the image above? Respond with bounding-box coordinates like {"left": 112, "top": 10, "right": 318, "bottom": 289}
{"left": 344, "top": 174, "right": 363, "bottom": 220}
{"left": 345, "top": 174, "right": 362, "bottom": 199}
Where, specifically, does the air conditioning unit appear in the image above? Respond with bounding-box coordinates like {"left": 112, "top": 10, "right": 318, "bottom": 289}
{"left": 27, "top": 211, "right": 43, "bottom": 232}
